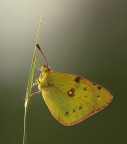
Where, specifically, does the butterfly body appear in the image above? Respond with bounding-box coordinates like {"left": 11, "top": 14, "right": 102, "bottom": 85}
{"left": 37, "top": 65, "right": 113, "bottom": 126}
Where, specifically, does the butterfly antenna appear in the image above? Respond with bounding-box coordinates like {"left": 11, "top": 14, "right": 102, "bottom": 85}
{"left": 36, "top": 43, "right": 49, "bottom": 67}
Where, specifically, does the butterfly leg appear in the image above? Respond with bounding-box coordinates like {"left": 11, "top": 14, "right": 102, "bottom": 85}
{"left": 35, "top": 60, "right": 42, "bottom": 71}
{"left": 32, "top": 78, "right": 39, "bottom": 87}
{"left": 23, "top": 90, "right": 41, "bottom": 100}
{"left": 31, "top": 90, "right": 41, "bottom": 97}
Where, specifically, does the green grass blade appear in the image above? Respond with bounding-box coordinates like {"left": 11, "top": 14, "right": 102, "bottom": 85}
{"left": 23, "top": 18, "right": 42, "bottom": 144}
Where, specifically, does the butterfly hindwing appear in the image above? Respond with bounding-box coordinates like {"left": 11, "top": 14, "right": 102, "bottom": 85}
{"left": 88, "top": 82, "right": 113, "bottom": 113}
{"left": 40, "top": 72, "right": 98, "bottom": 126}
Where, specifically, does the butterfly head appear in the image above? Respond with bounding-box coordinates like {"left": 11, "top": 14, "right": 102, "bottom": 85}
{"left": 41, "top": 65, "right": 51, "bottom": 73}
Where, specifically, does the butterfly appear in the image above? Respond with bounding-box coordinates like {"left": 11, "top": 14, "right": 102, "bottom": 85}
{"left": 34, "top": 44, "right": 113, "bottom": 126}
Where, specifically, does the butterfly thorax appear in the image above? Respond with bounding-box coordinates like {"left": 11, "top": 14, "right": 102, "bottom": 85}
{"left": 37, "top": 65, "right": 52, "bottom": 91}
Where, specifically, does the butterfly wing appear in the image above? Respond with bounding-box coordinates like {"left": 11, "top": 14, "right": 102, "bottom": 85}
{"left": 88, "top": 82, "right": 113, "bottom": 113}
{"left": 40, "top": 72, "right": 102, "bottom": 126}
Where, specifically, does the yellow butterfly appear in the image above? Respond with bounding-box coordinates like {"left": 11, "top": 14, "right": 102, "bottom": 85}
{"left": 34, "top": 44, "right": 113, "bottom": 126}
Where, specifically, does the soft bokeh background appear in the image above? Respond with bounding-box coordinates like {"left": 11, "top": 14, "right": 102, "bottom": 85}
{"left": 0, "top": 0, "right": 126, "bottom": 144}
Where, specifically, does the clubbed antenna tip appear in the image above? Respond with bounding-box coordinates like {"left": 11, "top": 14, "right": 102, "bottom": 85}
{"left": 36, "top": 43, "right": 48, "bottom": 67}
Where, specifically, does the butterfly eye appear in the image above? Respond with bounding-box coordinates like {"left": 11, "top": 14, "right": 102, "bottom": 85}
{"left": 42, "top": 65, "right": 50, "bottom": 73}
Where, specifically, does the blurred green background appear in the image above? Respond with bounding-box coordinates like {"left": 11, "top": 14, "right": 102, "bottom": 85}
{"left": 0, "top": 0, "right": 126, "bottom": 144}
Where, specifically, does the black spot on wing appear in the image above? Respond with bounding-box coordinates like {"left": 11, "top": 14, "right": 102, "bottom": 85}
{"left": 67, "top": 88, "right": 75, "bottom": 97}
{"left": 98, "top": 86, "right": 102, "bottom": 90}
{"left": 65, "top": 112, "right": 69, "bottom": 115}
{"left": 73, "top": 109, "right": 76, "bottom": 112}
{"left": 75, "top": 77, "right": 81, "bottom": 83}
{"left": 79, "top": 106, "right": 83, "bottom": 110}
{"left": 84, "top": 87, "right": 87, "bottom": 91}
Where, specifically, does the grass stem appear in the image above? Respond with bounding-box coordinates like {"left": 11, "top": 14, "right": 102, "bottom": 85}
{"left": 23, "top": 17, "right": 42, "bottom": 144}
